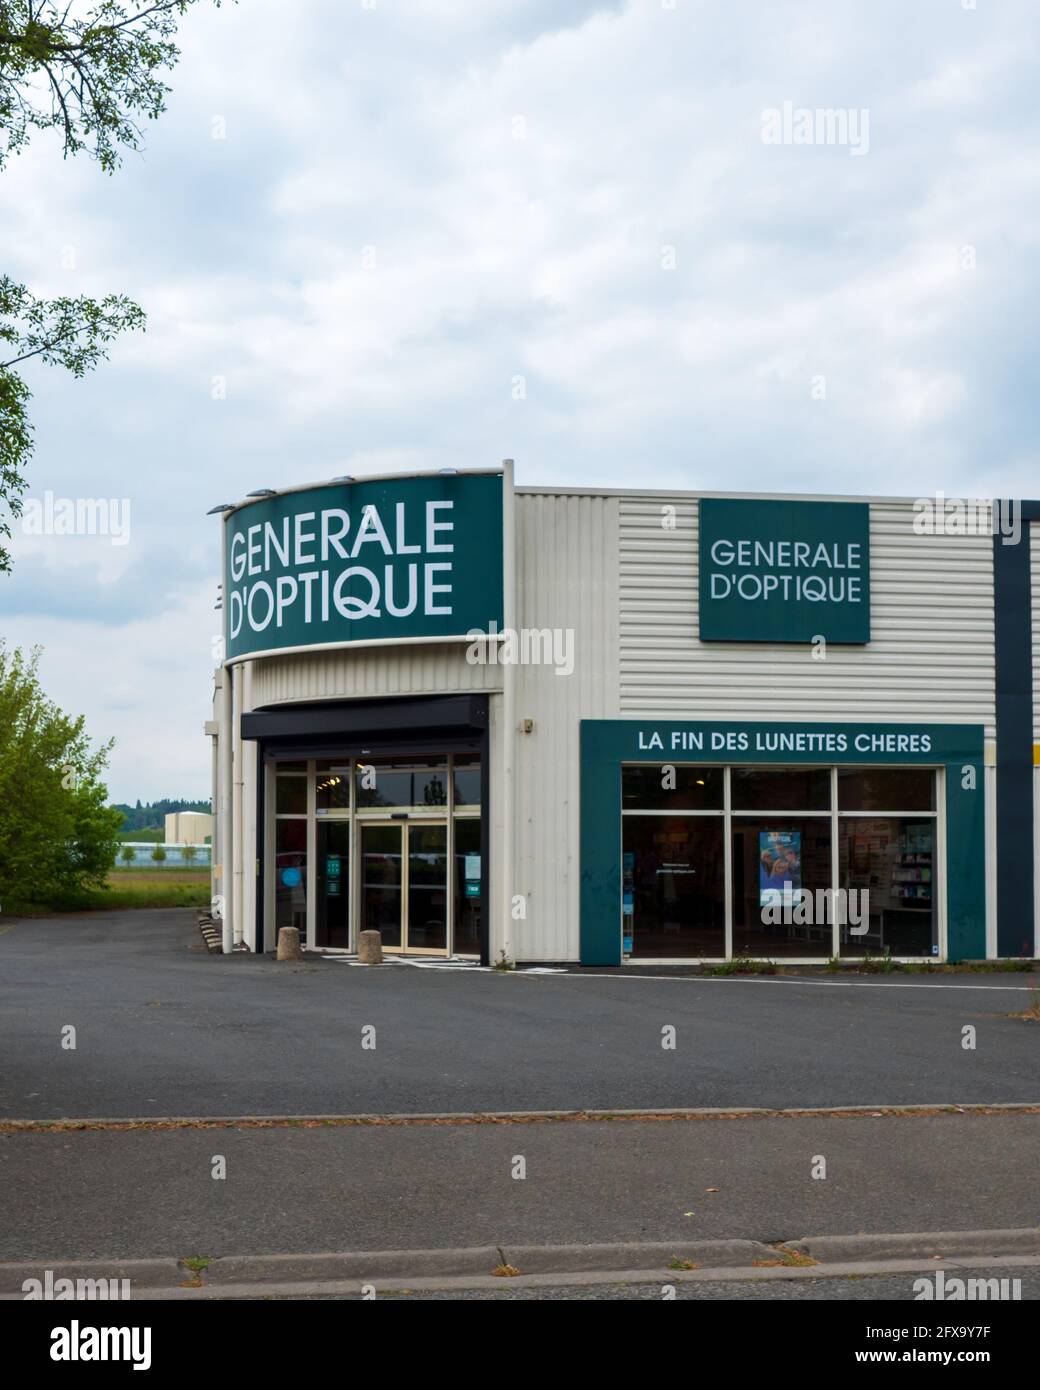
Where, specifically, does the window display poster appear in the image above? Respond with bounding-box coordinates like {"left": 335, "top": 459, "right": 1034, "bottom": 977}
{"left": 759, "top": 830, "right": 801, "bottom": 908}
{"left": 463, "top": 853, "right": 482, "bottom": 899}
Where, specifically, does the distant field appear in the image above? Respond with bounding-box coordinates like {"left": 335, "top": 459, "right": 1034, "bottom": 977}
{"left": 107, "top": 870, "right": 210, "bottom": 885}
{"left": 5, "top": 870, "right": 211, "bottom": 916}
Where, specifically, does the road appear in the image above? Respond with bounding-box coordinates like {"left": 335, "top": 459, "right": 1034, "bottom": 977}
{"left": 3, "top": 1112, "right": 1039, "bottom": 1260}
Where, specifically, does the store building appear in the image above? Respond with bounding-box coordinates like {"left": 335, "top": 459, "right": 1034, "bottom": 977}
{"left": 208, "top": 467, "right": 1040, "bottom": 964}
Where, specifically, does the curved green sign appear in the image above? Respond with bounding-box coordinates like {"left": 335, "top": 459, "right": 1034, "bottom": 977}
{"left": 224, "top": 473, "right": 504, "bottom": 661}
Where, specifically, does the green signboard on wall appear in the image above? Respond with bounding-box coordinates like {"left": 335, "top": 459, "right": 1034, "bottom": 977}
{"left": 224, "top": 473, "right": 504, "bottom": 661}
{"left": 699, "top": 498, "right": 870, "bottom": 644}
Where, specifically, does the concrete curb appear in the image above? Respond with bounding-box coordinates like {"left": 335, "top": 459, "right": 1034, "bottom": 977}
{"left": 88, "top": 1254, "right": 1040, "bottom": 1299}
{"left": 201, "top": 1239, "right": 772, "bottom": 1287}
{"left": 3, "top": 1101, "right": 1040, "bottom": 1130}
{"left": 785, "top": 1228, "right": 1040, "bottom": 1262}
{"left": 1, "top": 1259, "right": 185, "bottom": 1296}
{"left": 4, "top": 1230, "right": 1039, "bottom": 1297}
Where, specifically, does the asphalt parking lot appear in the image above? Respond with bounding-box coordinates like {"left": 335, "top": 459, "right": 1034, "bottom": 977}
{"left": 1, "top": 910, "right": 1037, "bottom": 1119}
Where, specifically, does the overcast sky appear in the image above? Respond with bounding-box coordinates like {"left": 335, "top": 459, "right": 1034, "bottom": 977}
{"left": 1, "top": 0, "right": 1037, "bottom": 804}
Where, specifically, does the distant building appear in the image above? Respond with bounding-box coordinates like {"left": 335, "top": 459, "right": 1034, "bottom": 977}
{"left": 165, "top": 811, "right": 213, "bottom": 845}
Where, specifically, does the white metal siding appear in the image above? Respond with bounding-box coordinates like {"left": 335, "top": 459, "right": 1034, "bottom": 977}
{"left": 250, "top": 642, "right": 502, "bottom": 707}
{"left": 617, "top": 497, "right": 996, "bottom": 737}
{"left": 511, "top": 493, "right": 621, "bottom": 960}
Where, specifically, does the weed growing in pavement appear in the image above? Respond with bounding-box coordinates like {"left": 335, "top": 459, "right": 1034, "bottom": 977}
{"left": 1011, "top": 987, "right": 1040, "bottom": 1023}
{"left": 708, "top": 957, "right": 777, "bottom": 976}
{"left": 860, "top": 950, "right": 898, "bottom": 974}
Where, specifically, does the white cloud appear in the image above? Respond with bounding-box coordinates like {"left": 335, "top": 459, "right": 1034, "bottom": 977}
{"left": 1, "top": 0, "right": 1038, "bottom": 799}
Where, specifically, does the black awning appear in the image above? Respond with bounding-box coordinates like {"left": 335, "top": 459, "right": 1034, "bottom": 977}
{"left": 240, "top": 693, "right": 488, "bottom": 742}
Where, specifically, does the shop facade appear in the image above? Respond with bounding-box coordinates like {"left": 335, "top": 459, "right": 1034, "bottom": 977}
{"left": 209, "top": 469, "right": 1040, "bottom": 964}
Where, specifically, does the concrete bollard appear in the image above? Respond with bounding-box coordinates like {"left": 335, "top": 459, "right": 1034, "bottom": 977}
{"left": 357, "top": 929, "right": 383, "bottom": 964}
{"left": 276, "top": 926, "right": 304, "bottom": 961}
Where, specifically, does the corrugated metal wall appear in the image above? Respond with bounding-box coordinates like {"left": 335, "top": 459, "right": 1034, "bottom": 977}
{"left": 513, "top": 488, "right": 996, "bottom": 960}
{"left": 511, "top": 492, "right": 620, "bottom": 959}
{"left": 251, "top": 641, "right": 502, "bottom": 706}
{"left": 618, "top": 496, "right": 996, "bottom": 737}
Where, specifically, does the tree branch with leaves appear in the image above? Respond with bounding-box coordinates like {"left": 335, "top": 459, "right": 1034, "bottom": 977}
{"left": 0, "top": 276, "right": 145, "bottom": 570}
{"left": 0, "top": 0, "right": 227, "bottom": 571}
{"left": 0, "top": 0, "right": 228, "bottom": 171}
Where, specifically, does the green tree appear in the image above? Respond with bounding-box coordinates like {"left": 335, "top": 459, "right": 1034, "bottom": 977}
{"left": 119, "top": 842, "right": 135, "bottom": 865}
{"left": 1, "top": 279, "right": 144, "bottom": 570}
{"left": 180, "top": 842, "right": 196, "bottom": 865}
{"left": 0, "top": 0, "right": 228, "bottom": 570}
{"left": 0, "top": 643, "right": 122, "bottom": 906}
{"left": 150, "top": 843, "right": 166, "bottom": 862}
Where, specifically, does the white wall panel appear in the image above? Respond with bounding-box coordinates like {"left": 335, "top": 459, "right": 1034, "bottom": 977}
{"left": 511, "top": 492, "right": 621, "bottom": 960}
{"left": 618, "top": 497, "right": 995, "bottom": 736}
{"left": 251, "top": 642, "right": 502, "bottom": 707}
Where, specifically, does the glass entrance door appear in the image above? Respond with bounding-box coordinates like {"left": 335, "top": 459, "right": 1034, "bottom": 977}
{"left": 360, "top": 823, "right": 403, "bottom": 948}
{"left": 359, "top": 822, "right": 449, "bottom": 954}
{"left": 315, "top": 821, "right": 350, "bottom": 948}
{"left": 406, "top": 824, "right": 448, "bottom": 952}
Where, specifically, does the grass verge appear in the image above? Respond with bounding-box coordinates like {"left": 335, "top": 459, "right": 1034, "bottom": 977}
{"left": 2, "top": 870, "right": 210, "bottom": 915}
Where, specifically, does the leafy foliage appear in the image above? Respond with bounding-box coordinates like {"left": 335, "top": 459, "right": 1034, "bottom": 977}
{"left": 0, "top": 275, "right": 145, "bottom": 569}
{"left": 0, "top": 0, "right": 227, "bottom": 172}
{"left": 0, "top": 643, "right": 123, "bottom": 906}
{"left": 0, "top": 1, "right": 227, "bottom": 571}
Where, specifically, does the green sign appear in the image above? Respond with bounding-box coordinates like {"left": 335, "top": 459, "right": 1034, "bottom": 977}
{"left": 224, "top": 473, "right": 504, "bottom": 661}
{"left": 699, "top": 498, "right": 870, "bottom": 644}
{"left": 579, "top": 719, "right": 986, "bottom": 968}
{"left": 630, "top": 721, "right": 972, "bottom": 762}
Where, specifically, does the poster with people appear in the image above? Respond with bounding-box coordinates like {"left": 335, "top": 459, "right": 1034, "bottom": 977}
{"left": 759, "top": 830, "right": 802, "bottom": 908}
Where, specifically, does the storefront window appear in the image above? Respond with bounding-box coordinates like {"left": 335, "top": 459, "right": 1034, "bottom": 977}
{"left": 453, "top": 818, "right": 482, "bottom": 955}
{"left": 275, "top": 773, "right": 307, "bottom": 815}
{"left": 453, "top": 754, "right": 482, "bottom": 808}
{"left": 315, "top": 763, "right": 350, "bottom": 813}
{"left": 355, "top": 757, "right": 448, "bottom": 810}
{"left": 731, "top": 816, "right": 833, "bottom": 958}
{"left": 622, "top": 816, "right": 725, "bottom": 957}
{"left": 274, "top": 817, "right": 307, "bottom": 935}
{"left": 838, "top": 769, "right": 935, "bottom": 813}
{"left": 267, "top": 748, "right": 483, "bottom": 956}
{"left": 839, "top": 817, "right": 936, "bottom": 957}
{"left": 731, "top": 767, "right": 831, "bottom": 811}
{"left": 622, "top": 765, "right": 723, "bottom": 812}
